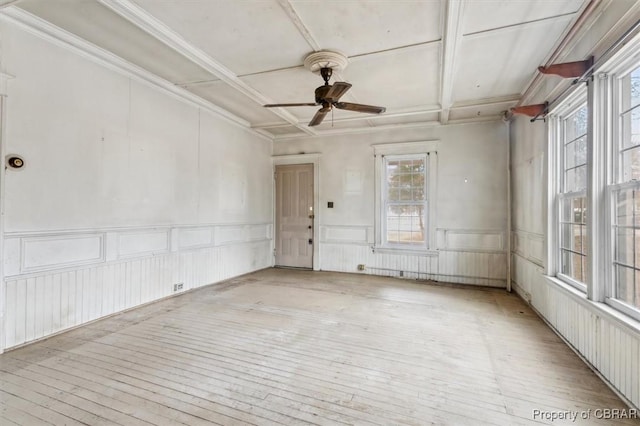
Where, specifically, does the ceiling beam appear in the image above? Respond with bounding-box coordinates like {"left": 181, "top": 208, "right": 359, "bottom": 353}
{"left": 0, "top": 0, "right": 21, "bottom": 9}
{"left": 451, "top": 94, "right": 521, "bottom": 109}
{"left": 272, "top": 115, "right": 501, "bottom": 141}
{"left": 276, "top": 0, "right": 320, "bottom": 52}
{"left": 439, "top": 0, "right": 465, "bottom": 125}
{"left": 98, "top": 0, "right": 317, "bottom": 136}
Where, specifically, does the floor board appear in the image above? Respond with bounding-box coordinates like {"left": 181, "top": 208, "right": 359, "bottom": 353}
{"left": 0, "top": 269, "right": 636, "bottom": 425}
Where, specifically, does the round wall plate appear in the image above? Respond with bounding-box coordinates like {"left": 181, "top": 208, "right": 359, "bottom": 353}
{"left": 304, "top": 50, "right": 349, "bottom": 73}
{"left": 6, "top": 154, "right": 25, "bottom": 170}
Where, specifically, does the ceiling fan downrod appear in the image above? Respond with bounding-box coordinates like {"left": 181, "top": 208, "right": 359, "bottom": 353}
{"left": 320, "top": 67, "right": 332, "bottom": 85}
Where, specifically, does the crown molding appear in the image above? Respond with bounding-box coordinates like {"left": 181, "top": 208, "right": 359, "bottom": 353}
{"left": 271, "top": 115, "right": 501, "bottom": 141}
{"left": 0, "top": 7, "right": 273, "bottom": 142}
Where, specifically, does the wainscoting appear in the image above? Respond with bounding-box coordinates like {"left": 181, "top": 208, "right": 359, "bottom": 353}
{"left": 2, "top": 223, "right": 272, "bottom": 350}
{"left": 318, "top": 225, "right": 507, "bottom": 287}
{"left": 511, "top": 230, "right": 640, "bottom": 410}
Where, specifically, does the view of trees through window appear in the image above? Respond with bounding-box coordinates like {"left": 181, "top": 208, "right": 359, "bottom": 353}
{"left": 385, "top": 157, "right": 426, "bottom": 245}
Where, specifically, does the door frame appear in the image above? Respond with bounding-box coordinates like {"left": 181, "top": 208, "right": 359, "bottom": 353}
{"left": 272, "top": 153, "right": 320, "bottom": 271}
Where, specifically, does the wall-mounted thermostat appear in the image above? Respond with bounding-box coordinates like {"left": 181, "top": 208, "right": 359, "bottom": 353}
{"left": 6, "top": 155, "right": 25, "bottom": 170}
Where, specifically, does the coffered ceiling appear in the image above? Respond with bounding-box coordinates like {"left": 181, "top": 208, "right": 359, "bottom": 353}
{"left": 12, "top": 0, "right": 588, "bottom": 139}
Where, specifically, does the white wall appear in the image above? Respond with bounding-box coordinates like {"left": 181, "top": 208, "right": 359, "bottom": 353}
{"left": 0, "top": 21, "right": 273, "bottom": 351}
{"left": 509, "top": 1, "right": 640, "bottom": 409}
{"left": 273, "top": 121, "right": 509, "bottom": 286}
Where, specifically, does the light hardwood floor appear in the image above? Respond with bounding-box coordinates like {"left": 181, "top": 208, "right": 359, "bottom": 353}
{"left": 0, "top": 268, "right": 636, "bottom": 425}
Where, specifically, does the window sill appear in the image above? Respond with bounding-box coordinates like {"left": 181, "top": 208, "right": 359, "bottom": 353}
{"left": 372, "top": 246, "right": 438, "bottom": 256}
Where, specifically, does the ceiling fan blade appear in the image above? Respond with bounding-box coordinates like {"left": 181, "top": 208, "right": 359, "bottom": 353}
{"left": 308, "top": 106, "right": 330, "bottom": 126}
{"left": 324, "top": 82, "right": 352, "bottom": 101}
{"left": 264, "top": 103, "right": 318, "bottom": 107}
{"left": 334, "top": 102, "right": 386, "bottom": 114}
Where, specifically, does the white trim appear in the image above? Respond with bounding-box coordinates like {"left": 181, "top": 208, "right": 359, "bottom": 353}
{"left": 373, "top": 140, "right": 439, "bottom": 156}
{"left": 272, "top": 154, "right": 321, "bottom": 270}
{"left": 271, "top": 116, "right": 502, "bottom": 141}
{"left": 0, "top": 7, "right": 272, "bottom": 143}
{"left": 0, "top": 89, "right": 6, "bottom": 353}
{"left": 381, "top": 153, "right": 429, "bottom": 249}
{"left": 439, "top": 0, "right": 465, "bottom": 124}
{"left": 605, "top": 298, "right": 640, "bottom": 323}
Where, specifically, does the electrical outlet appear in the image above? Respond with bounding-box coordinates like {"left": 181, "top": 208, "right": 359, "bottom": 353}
{"left": 357, "top": 264, "right": 365, "bottom": 271}
{"left": 173, "top": 283, "right": 184, "bottom": 292}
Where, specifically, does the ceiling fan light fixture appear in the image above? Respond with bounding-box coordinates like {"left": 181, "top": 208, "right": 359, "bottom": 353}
{"left": 304, "top": 50, "right": 349, "bottom": 73}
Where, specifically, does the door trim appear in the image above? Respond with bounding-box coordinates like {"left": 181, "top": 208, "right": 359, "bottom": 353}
{"left": 272, "top": 154, "right": 320, "bottom": 271}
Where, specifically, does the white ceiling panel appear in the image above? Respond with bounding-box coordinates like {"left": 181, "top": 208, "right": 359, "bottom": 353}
{"left": 263, "top": 126, "right": 306, "bottom": 136}
{"left": 13, "top": 0, "right": 597, "bottom": 136}
{"left": 462, "top": 0, "right": 584, "bottom": 36}
{"left": 345, "top": 43, "right": 441, "bottom": 110}
{"left": 290, "top": 0, "right": 442, "bottom": 57}
{"left": 371, "top": 112, "right": 440, "bottom": 126}
{"left": 187, "top": 81, "right": 287, "bottom": 124}
{"left": 241, "top": 66, "right": 332, "bottom": 120}
{"left": 132, "top": 0, "right": 313, "bottom": 75}
{"left": 452, "top": 15, "right": 573, "bottom": 103}
{"left": 18, "top": 0, "right": 215, "bottom": 84}
{"left": 313, "top": 119, "right": 375, "bottom": 131}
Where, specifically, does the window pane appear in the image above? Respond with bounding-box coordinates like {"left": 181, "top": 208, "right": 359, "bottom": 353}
{"left": 561, "top": 250, "right": 585, "bottom": 282}
{"left": 559, "top": 195, "right": 587, "bottom": 284}
{"left": 620, "top": 66, "right": 640, "bottom": 113}
{"left": 386, "top": 158, "right": 425, "bottom": 201}
{"left": 621, "top": 108, "right": 640, "bottom": 150}
{"left": 615, "top": 187, "right": 640, "bottom": 228}
{"left": 565, "top": 165, "right": 586, "bottom": 192}
{"left": 561, "top": 196, "right": 586, "bottom": 225}
{"left": 385, "top": 204, "right": 424, "bottom": 245}
{"left": 621, "top": 146, "right": 640, "bottom": 182}
{"left": 615, "top": 227, "right": 635, "bottom": 266}
{"left": 565, "top": 106, "right": 587, "bottom": 141}
{"left": 615, "top": 264, "right": 638, "bottom": 308}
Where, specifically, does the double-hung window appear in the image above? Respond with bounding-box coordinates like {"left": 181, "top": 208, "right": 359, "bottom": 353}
{"left": 373, "top": 141, "right": 437, "bottom": 251}
{"left": 555, "top": 99, "right": 588, "bottom": 290}
{"left": 383, "top": 155, "right": 427, "bottom": 247}
{"left": 610, "top": 64, "right": 640, "bottom": 313}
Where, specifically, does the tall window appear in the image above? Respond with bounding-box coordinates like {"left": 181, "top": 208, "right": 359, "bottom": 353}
{"left": 557, "top": 102, "right": 588, "bottom": 289}
{"left": 611, "top": 65, "right": 640, "bottom": 311}
{"left": 383, "top": 155, "right": 427, "bottom": 246}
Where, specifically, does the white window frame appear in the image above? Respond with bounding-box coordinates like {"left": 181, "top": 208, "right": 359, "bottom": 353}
{"left": 549, "top": 90, "right": 589, "bottom": 293}
{"left": 595, "top": 34, "right": 640, "bottom": 321}
{"left": 381, "top": 153, "right": 428, "bottom": 248}
{"left": 373, "top": 141, "right": 438, "bottom": 253}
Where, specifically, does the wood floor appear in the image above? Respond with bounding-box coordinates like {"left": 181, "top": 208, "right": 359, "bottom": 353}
{"left": 0, "top": 268, "right": 636, "bottom": 425}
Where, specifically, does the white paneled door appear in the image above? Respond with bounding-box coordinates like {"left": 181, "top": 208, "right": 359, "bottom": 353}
{"left": 275, "top": 164, "right": 314, "bottom": 268}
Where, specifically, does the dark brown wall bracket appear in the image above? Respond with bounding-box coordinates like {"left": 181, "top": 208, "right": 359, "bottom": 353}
{"left": 510, "top": 102, "right": 548, "bottom": 118}
{"left": 537, "top": 57, "right": 594, "bottom": 78}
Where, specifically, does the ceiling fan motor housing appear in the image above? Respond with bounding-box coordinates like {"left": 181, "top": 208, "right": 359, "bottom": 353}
{"left": 315, "top": 85, "right": 331, "bottom": 104}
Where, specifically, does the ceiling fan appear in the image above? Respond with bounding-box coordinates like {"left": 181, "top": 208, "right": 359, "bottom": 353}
{"left": 264, "top": 66, "right": 386, "bottom": 127}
